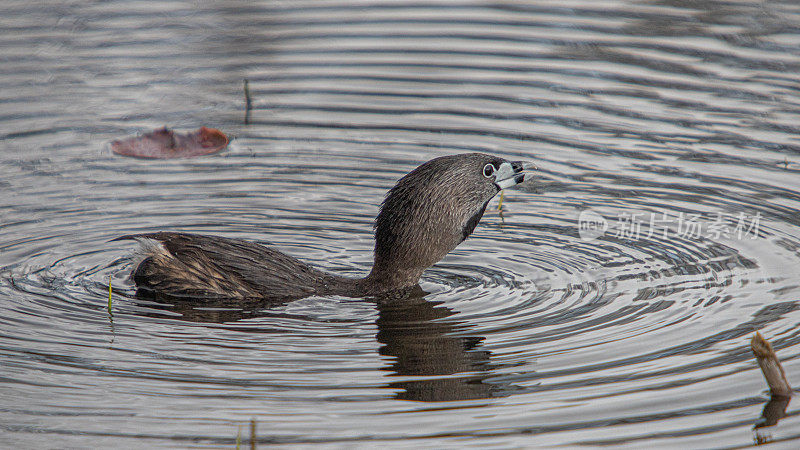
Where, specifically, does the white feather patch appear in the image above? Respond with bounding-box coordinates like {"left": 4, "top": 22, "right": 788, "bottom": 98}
{"left": 130, "top": 237, "right": 171, "bottom": 268}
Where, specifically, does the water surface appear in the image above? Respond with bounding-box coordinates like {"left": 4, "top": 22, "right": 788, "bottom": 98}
{"left": 3, "top": 0, "right": 800, "bottom": 447}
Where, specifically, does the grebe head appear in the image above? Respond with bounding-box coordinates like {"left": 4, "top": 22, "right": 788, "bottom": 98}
{"left": 369, "top": 153, "right": 537, "bottom": 288}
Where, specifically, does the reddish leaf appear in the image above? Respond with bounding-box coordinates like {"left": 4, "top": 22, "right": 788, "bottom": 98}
{"left": 111, "top": 127, "right": 228, "bottom": 159}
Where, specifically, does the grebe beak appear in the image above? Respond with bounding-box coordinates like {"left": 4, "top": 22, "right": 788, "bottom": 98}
{"left": 494, "top": 161, "right": 537, "bottom": 190}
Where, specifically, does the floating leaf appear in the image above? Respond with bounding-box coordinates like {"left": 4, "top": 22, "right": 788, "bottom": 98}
{"left": 111, "top": 126, "right": 228, "bottom": 159}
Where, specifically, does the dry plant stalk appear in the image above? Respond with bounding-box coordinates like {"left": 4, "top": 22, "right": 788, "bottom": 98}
{"left": 751, "top": 332, "right": 792, "bottom": 397}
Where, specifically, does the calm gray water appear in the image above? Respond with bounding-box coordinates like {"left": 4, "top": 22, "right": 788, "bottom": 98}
{"left": 2, "top": 0, "right": 800, "bottom": 447}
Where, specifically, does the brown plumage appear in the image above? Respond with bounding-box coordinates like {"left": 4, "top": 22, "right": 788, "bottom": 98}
{"left": 115, "top": 153, "right": 535, "bottom": 301}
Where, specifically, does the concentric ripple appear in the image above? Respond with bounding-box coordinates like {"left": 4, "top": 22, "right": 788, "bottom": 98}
{"left": 3, "top": 0, "right": 800, "bottom": 447}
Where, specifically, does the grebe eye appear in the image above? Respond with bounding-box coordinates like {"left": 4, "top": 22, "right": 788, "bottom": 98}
{"left": 483, "top": 163, "right": 495, "bottom": 178}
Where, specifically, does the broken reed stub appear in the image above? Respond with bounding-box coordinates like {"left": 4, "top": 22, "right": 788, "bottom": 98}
{"left": 751, "top": 332, "right": 793, "bottom": 398}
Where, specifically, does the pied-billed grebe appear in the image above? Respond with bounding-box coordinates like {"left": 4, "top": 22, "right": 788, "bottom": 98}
{"left": 116, "top": 153, "right": 536, "bottom": 300}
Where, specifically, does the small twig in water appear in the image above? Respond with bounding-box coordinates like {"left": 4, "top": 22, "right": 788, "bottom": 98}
{"left": 108, "top": 274, "right": 113, "bottom": 316}
{"left": 497, "top": 191, "right": 504, "bottom": 210}
{"left": 250, "top": 418, "right": 257, "bottom": 450}
{"left": 236, "top": 424, "right": 241, "bottom": 449}
{"left": 244, "top": 78, "right": 252, "bottom": 125}
{"left": 751, "top": 332, "right": 792, "bottom": 397}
